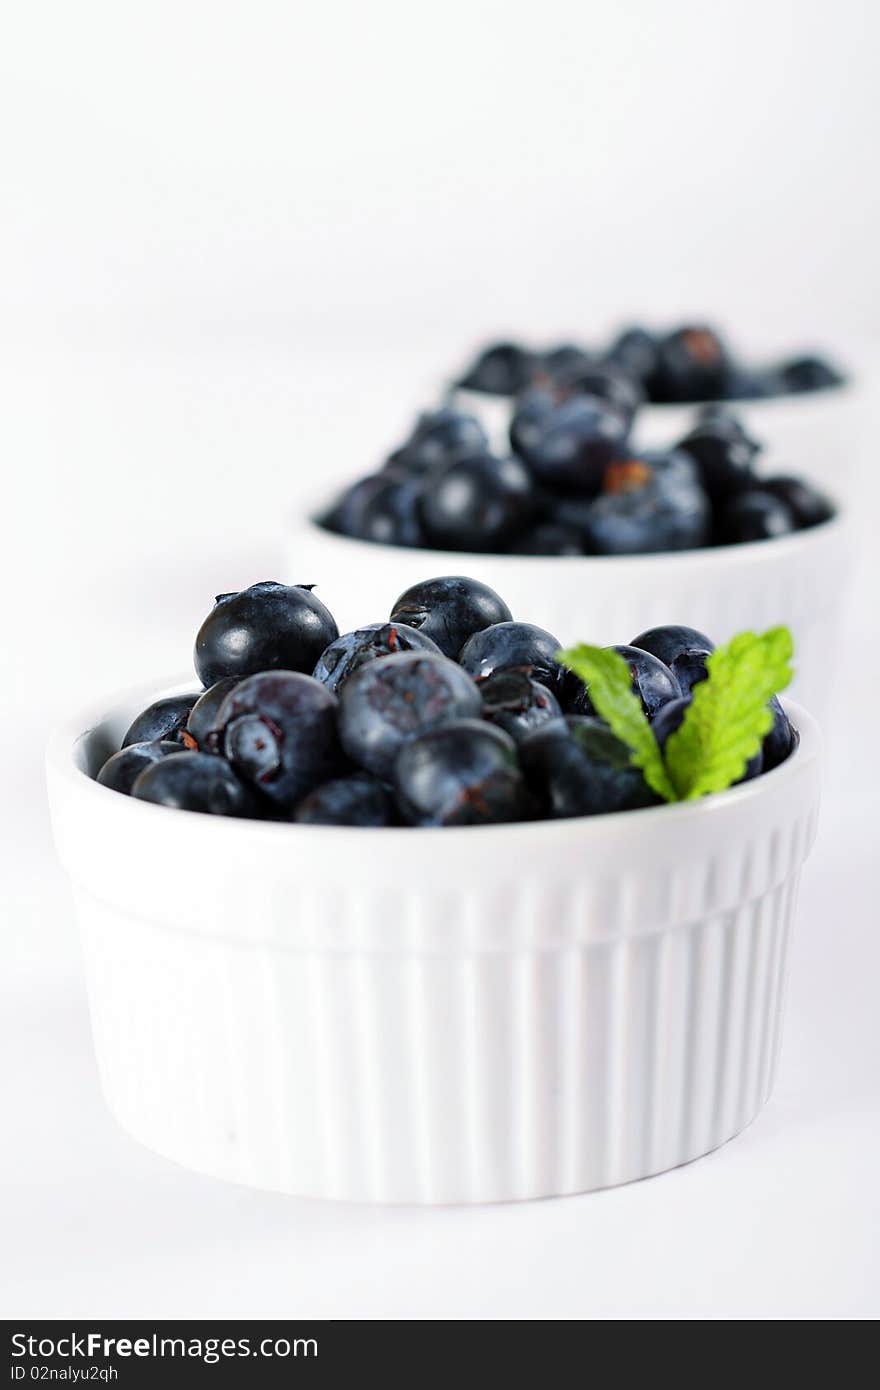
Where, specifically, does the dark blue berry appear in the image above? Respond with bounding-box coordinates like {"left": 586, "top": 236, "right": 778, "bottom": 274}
{"left": 520, "top": 716, "right": 659, "bottom": 817}
{"left": 457, "top": 341, "right": 535, "bottom": 396}
{"left": 509, "top": 521, "right": 587, "bottom": 555}
{"left": 418, "top": 453, "right": 533, "bottom": 550}
{"left": 509, "top": 388, "right": 557, "bottom": 461}
{"left": 132, "top": 751, "right": 261, "bottom": 817}
{"left": 458, "top": 621, "right": 564, "bottom": 694}
{"left": 389, "top": 576, "right": 513, "bottom": 659}
{"left": 777, "top": 356, "right": 844, "bottom": 394}
{"left": 513, "top": 395, "right": 630, "bottom": 493}
{"left": 719, "top": 491, "right": 794, "bottom": 544}
{"left": 652, "top": 696, "right": 763, "bottom": 782}
{"left": 566, "top": 644, "right": 680, "bottom": 720}
{"left": 584, "top": 453, "right": 710, "bottom": 554}
{"left": 676, "top": 418, "right": 761, "bottom": 499}
{"left": 539, "top": 343, "right": 593, "bottom": 380}
{"left": 353, "top": 474, "right": 424, "bottom": 547}
{"left": 605, "top": 326, "right": 660, "bottom": 383}
{"left": 394, "top": 720, "right": 534, "bottom": 826}
{"left": 629, "top": 624, "right": 715, "bottom": 668}
{"left": 651, "top": 324, "right": 730, "bottom": 402}
{"left": 185, "top": 678, "right": 241, "bottom": 751}
{"left": 121, "top": 693, "right": 199, "bottom": 748}
{"left": 339, "top": 651, "right": 482, "bottom": 777}
{"left": 213, "top": 671, "right": 342, "bottom": 809}
{"left": 761, "top": 476, "right": 834, "bottom": 529}
{"left": 560, "top": 363, "right": 644, "bottom": 424}
{"left": 97, "top": 740, "right": 181, "bottom": 795}
{"left": 293, "top": 775, "right": 397, "bottom": 827}
{"left": 762, "top": 696, "right": 796, "bottom": 771}
{"left": 194, "top": 581, "right": 338, "bottom": 686}
{"left": 312, "top": 622, "right": 442, "bottom": 695}
{"left": 479, "top": 670, "right": 562, "bottom": 742}
{"left": 403, "top": 409, "right": 489, "bottom": 471}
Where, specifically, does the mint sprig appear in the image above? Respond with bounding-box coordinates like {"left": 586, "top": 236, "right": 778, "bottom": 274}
{"left": 557, "top": 626, "right": 794, "bottom": 804}
{"left": 556, "top": 644, "right": 678, "bottom": 802}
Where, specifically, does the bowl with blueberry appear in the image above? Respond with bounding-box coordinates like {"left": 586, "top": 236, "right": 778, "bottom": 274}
{"left": 288, "top": 397, "right": 849, "bottom": 717}
{"left": 48, "top": 576, "right": 820, "bottom": 1203}
{"left": 450, "top": 324, "right": 864, "bottom": 488}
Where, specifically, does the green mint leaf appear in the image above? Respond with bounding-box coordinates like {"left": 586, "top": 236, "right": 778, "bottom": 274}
{"left": 556, "top": 644, "right": 678, "bottom": 803}
{"left": 665, "top": 626, "right": 794, "bottom": 800}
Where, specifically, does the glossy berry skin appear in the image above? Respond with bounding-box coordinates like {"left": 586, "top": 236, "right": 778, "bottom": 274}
{"left": 293, "top": 775, "right": 397, "bottom": 827}
{"left": 540, "top": 343, "right": 593, "bottom": 381}
{"left": 567, "top": 644, "right": 680, "bottom": 720}
{"left": 676, "top": 418, "right": 761, "bottom": 500}
{"left": 121, "top": 693, "right": 199, "bottom": 748}
{"left": 213, "top": 671, "right": 342, "bottom": 809}
{"left": 763, "top": 696, "right": 796, "bottom": 771}
{"left": 584, "top": 453, "right": 711, "bottom": 554}
{"left": 132, "top": 751, "right": 261, "bottom": 817}
{"left": 520, "top": 716, "right": 659, "bottom": 818}
{"left": 652, "top": 696, "right": 763, "bottom": 782}
{"left": 777, "top": 356, "right": 844, "bottom": 394}
{"left": 353, "top": 474, "right": 424, "bottom": 547}
{"left": 339, "top": 651, "right": 482, "bottom": 777}
{"left": 629, "top": 624, "right": 715, "bottom": 669}
{"left": 762, "top": 476, "right": 834, "bottom": 529}
{"left": 312, "top": 622, "right": 441, "bottom": 695}
{"left": 418, "top": 453, "right": 534, "bottom": 551}
{"left": 394, "top": 720, "right": 534, "bottom": 827}
{"left": 403, "top": 409, "right": 489, "bottom": 471}
{"left": 97, "top": 740, "right": 181, "bottom": 796}
{"left": 560, "top": 363, "right": 644, "bottom": 425}
{"left": 194, "top": 581, "right": 339, "bottom": 687}
{"left": 604, "top": 326, "right": 661, "bottom": 383}
{"left": 458, "top": 621, "right": 564, "bottom": 694}
{"left": 651, "top": 324, "right": 730, "bottom": 402}
{"left": 508, "top": 388, "right": 557, "bottom": 462}
{"left": 390, "top": 576, "right": 513, "bottom": 659}
{"left": 719, "top": 491, "right": 794, "bottom": 545}
{"left": 513, "top": 395, "right": 630, "bottom": 494}
{"left": 669, "top": 649, "right": 710, "bottom": 696}
{"left": 458, "top": 341, "right": 535, "bottom": 396}
{"left": 322, "top": 474, "right": 388, "bottom": 537}
{"left": 479, "top": 670, "right": 562, "bottom": 743}
{"left": 184, "top": 678, "right": 240, "bottom": 751}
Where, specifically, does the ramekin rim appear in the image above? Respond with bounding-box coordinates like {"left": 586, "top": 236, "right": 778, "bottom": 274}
{"left": 46, "top": 676, "right": 820, "bottom": 846}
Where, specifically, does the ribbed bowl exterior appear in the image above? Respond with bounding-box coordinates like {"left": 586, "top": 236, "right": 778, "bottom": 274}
{"left": 285, "top": 513, "right": 849, "bottom": 723}
{"left": 48, "top": 685, "right": 821, "bottom": 1204}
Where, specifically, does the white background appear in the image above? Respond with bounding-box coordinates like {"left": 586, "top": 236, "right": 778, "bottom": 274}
{"left": 2, "top": 0, "right": 879, "bottom": 1320}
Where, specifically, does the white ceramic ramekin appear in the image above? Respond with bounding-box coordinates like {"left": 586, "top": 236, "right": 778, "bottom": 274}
{"left": 452, "top": 365, "right": 868, "bottom": 495}
{"left": 48, "top": 683, "right": 820, "bottom": 1204}
{"left": 285, "top": 509, "right": 849, "bottom": 721}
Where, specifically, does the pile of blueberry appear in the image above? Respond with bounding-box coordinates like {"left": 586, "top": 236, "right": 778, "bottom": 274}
{"left": 456, "top": 326, "right": 845, "bottom": 403}
{"left": 321, "top": 398, "right": 834, "bottom": 555}
{"left": 96, "top": 577, "right": 795, "bottom": 827}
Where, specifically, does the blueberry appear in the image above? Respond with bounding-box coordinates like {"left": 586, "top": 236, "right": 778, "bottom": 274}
{"left": 194, "top": 581, "right": 338, "bottom": 686}
{"left": 652, "top": 696, "right": 763, "bottom": 782}
{"left": 584, "top": 453, "right": 711, "bottom": 554}
{"left": 97, "top": 740, "right": 181, "bottom": 795}
{"left": 185, "top": 678, "right": 241, "bottom": 751}
{"left": 293, "top": 774, "right": 397, "bottom": 827}
{"left": 560, "top": 363, "right": 644, "bottom": 424}
{"left": 566, "top": 644, "right": 680, "bottom": 720}
{"left": 132, "top": 751, "right": 261, "bottom": 817}
{"left": 762, "top": 696, "right": 796, "bottom": 771}
{"left": 351, "top": 474, "right": 424, "bottom": 547}
{"left": 313, "top": 622, "right": 442, "bottom": 695}
{"left": 777, "top": 355, "right": 844, "bottom": 394}
{"left": 668, "top": 649, "right": 710, "bottom": 696}
{"left": 479, "top": 670, "right": 562, "bottom": 742}
{"left": 761, "top": 476, "right": 834, "bottom": 529}
{"left": 509, "top": 388, "right": 557, "bottom": 461}
{"left": 213, "top": 671, "right": 342, "bottom": 809}
{"left": 390, "top": 576, "right": 513, "bottom": 659}
{"left": 651, "top": 324, "right": 730, "bottom": 402}
{"left": 322, "top": 475, "right": 388, "bottom": 537}
{"left": 539, "top": 343, "right": 593, "bottom": 381}
{"left": 457, "top": 341, "right": 535, "bottom": 396}
{"left": 403, "top": 409, "right": 489, "bottom": 472}
{"left": 394, "top": 720, "right": 534, "bottom": 826}
{"left": 629, "top": 624, "right": 715, "bottom": 668}
{"left": 339, "top": 651, "right": 482, "bottom": 777}
{"left": 458, "top": 621, "right": 564, "bottom": 694}
{"left": 520, "top": 716, "right": 659, "bottom": 817}
{"left": 513, "top": 395, "right": 630, "bottom": 493}
{"left": 418, "top": 453, "right": 533, "bottom": 551}
{"left": 121, "top": 692, "right": 200, "bottom": 748}
{"left": 676, "top": 418, "right": 761, "bottom": 499}
{"left": 724, "top": 367, "right": 783, "bottom": 399}
{"left": 508, "top": 521, "right": 587, "bottom": 556}
{"left": 719, "top": 490, "right": 795, "bottom": 544}
{"left": 604, "top": 326, "right": 661, "bottom": 383}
